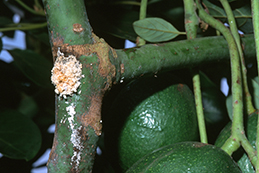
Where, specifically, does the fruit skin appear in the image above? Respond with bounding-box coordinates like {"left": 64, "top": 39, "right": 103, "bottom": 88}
{"left": 126, "top": 141, "right": 241, "bottom": 173}
{"left": 103, "top": 74, "right": 199, "bottom": 172}
{"left": 215, "top": 112, "right": 258, "bottom": 172}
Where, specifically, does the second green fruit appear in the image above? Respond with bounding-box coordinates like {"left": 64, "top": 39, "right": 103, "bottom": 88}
{"left": 104, "top": 74, "right": 199, "bottom": 171}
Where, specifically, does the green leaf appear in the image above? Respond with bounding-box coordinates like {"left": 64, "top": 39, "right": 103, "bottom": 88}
{"left": 27, "top": 31, "right": 50, "bottom": 46}
{"left": 18, "top": 93, "right": 38, "bottom": 118}
{"left": 251, "top": 77, "right": 259, "bottom": 109}
{"left": 200, "top": 71, "right": 230, "bottom": 143}
{"left": 0, "top": 110, "right": 41, "bottom": 161}
{"left": 147, "top": 1, "right": 184, "bottom": 25}
{"left": 0, "top": 16, "right": 13, "bottom": 26}
{"left": 203, "top": 0, "right": 227, "bottom": 20}
{"left": 227, "top": 76, "right": 259, "bottom": 121}
{"left": 8, "top": 49, "right": 53, "bottom": 88}
{"left": 239, "top": 18, "right": 253, "bottom": 34}
{"left": 133, "top": 17, "right": 181, "bottom": 42}
{"left": 233, "top": 4, "right": 252, "bottom": 28}
{"left": 107, "top": 10, "right": 139, "bottom": 41}
{"left": 200, "top": 71, "right": 229, "bottom": 124}
{"left": 203, "top": 0, "right": 251, "bottom": 31}
{"left": 226, "top": 95, "right": 233, "bottom": 120}
{"left": 88, "top": 5, "right": 138, "bottom": 41}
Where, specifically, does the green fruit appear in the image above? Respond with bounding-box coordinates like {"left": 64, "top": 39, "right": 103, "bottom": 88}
{"left": 126, "top": 141, "right": 241, "bottom": 173}
{"left": 215, "top": 112, "right": 258, "bottom": 172}
{"left": 104, "top": 74, "right": 199, "bottom": 172}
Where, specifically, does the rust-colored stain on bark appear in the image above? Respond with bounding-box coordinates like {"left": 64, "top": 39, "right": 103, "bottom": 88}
{"left": 79, "top": 126, "right": 88, "bottom": 141}
{"left": 52, "top": 36, "right": 64, "bottom": 59}
{"left": 80, "top": 95, "right": 102, "bottom": 136}
{"left": 90, "top": 33, "right": 116, "bottom": 79}
{"left": 51, "top": 32, "right": 117, "bottom": 135}
{"left": 51, "top": 33, "right": 117, "bottom": 87}
{"left": 185, "top": 20, "right": 192, "bottom": 24}
{"left": 73, "top": 23, "right": 84, "bottom": 33}
{"left": 51, "top": 36, "right": 89, "bottom": 59}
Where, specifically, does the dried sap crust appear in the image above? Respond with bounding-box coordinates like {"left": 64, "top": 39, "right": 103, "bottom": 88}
{"left": 51, "top": 49, "right": 84, "bottom": 98}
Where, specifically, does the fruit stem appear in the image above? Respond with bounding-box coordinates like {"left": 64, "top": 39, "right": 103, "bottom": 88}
{"left": 239, "top": 132, "right": 257, "bottom": 168}
{"left": 136, "top": 0, "right": 148, "bottom": 46}
{"left": 220, "top": 0, "right": 257, "bottom": 168}
{"left": 251, "top": 0, "right": 259, "bottom": 171}
{"left": 16, "top": 0, "right": 45, "bottom": 16}
{"left": 220, "top": 137, "right": 240, "bottom": 155}
{"left": 196, "top": 0, "right": 243, "bottom": 153}
{"left": 192, "top": 69, "right": 208, "bottom": 143}
{"left": 220, "top": 0, "right": 255, "bottom": 116}
{"left": 183, "top": 0, "right": 199, "bottom": 39}
{"left": 183, "top": 0, "right": 208, "bottom": 143}
{"left": 0, "top": 22, "right": 47, "bottom": 32}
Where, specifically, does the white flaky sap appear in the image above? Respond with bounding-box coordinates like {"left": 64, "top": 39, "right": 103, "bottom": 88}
{"left": 51, "top": 48, "right": 83, "bottom": 98}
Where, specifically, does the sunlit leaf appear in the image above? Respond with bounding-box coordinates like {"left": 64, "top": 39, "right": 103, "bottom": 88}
{"left": 0, "top": 110, "right": 41, "bottom": 161}
{"left": 133, "top": 17, "right": 181, "bottom": 42}
{"left": 9, "top": 49, "right": 53, "bottom": 88}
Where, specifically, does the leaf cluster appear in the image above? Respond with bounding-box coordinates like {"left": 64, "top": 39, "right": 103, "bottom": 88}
{"left": 0, "top": 0, "right": 54, "bottom": 171}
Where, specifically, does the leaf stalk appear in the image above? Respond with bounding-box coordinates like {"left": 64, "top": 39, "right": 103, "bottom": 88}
{"left": 220, "top": 0, "right": 255, "bottom": 115}
{"left": 16, "top": 0, "right": 45, "bottom": 16}
{"left": 183, "top": 0, "right": 207, "bottom": 143}
{"left": 0, "top": 22, "right": 47, "bottom": 32}
{"left": 137, "top": 0, "right": 148, "bottom": 46}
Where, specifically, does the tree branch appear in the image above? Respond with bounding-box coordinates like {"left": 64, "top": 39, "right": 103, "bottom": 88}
{"left": 42, "top": 0, "right": 256, "bottom": 172}
{"left": 43, "top": 0, "right": 115, "bottom": 172}
{"left": 114, "top": 35, "right": 255, "bottom": 83}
